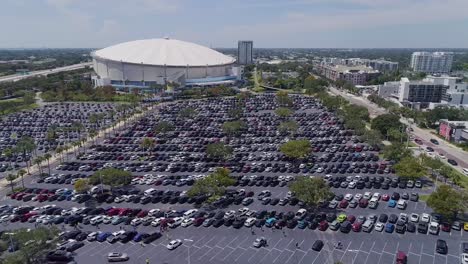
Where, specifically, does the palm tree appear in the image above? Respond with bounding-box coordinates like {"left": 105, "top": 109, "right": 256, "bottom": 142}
{"left": 88, "top": 129, "right": 98, "bottom": 145}
{"left": 6, "top": 174, "right": 17, "bottom": 194}
{"left": 43, "top": 153, "right": 52, "bottom": 176}
{"left": 17, "top": 169, "right": 26, "bottom": 189}
{"left": 34, "top": 156, "right": 44, "bottom": 175}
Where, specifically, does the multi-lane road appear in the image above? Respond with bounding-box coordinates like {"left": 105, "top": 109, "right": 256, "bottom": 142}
{"left": 328, "top": 87, "right": 468, "bottom": 173}
{"left": 0, "top": 62, "right": 92, "bottom": 83}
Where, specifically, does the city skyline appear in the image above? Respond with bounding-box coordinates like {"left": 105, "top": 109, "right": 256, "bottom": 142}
{"left": 1, "top": 0, "right": 468, "bottom": 49}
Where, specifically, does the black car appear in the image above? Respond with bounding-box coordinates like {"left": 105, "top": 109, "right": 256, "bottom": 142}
{"left": 418, "top": 223, "right": 428, "bottom": 234}
{"left": 340, "top": 221, "right": 351, "bottom": 233}
{"left": 143, "top": 232, "right": 162, "bottom": 244}
{"left": 119, "top": 231, "right": 137, "bottom": 243}
{"left": 65, "top": 241, "right": 85, "bottom": 252}
{"left": 447, "top": 159, "right": 458, "bottom": 166}
{"left": 388, "top": 214, "right": 398, "bottom": 224}
{"left": 46, "top": 250, "right": 73, "bottom": 262}
{"left": 436, "top": 239, "right": 447, "bottom": 254}
{"left": 407, "top": 222, "right": 416, "bottom": 233}
{"left": 312, "top": 240, "right": 324, "bottom": 251}
{"left": 213, "top": 219, "right": 224, "bottom": 227}
{"left": 378, "top": 214, "right": 388, "bottom": 223}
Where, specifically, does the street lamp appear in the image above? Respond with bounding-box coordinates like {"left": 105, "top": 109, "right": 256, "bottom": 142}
{"left": 184, "top": 239, "right": 193, "bottom": 264}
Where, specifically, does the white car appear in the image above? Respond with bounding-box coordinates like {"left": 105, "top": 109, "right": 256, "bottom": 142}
{"left": 437, "top": 153, "right": 446, "bottom": 159}
{"left": 166, "top": 239, "right": 182, "bottom": 250}
{"left": 372, "top": 193, "right": 381, "bottom": 201}
{"left": 181, "top": 218, "right": 194, "bottom": 227}
{"left": 421, "top": 213, "right": 431, "bottom": 223}
{"left": 114, "top": 196, "right": 125, "bottom": 203}
{"left": 238, "top": 207, "right": 250, "bottom": 216}
{"left": 130, "top": 218, "right": 143, "bottom": 226}
{"left": 102, "top": 216, "right": 113, "bottom": 224}
{"left": 168, "top": 217, "right": 183, "bottom": 228}
{"left": 107, "top": 252, "right": 129, "bottom": 262}
{"left": 410, "top": 213, "right": 419, "bottom": 223}
{"left": 224, "top": 210, "right": 236, "bottom": 220}
{"left": 148, "top": 209, "right": 161, "bottom": 217}
{"left": 354, "top": 193, "right": 363, "bottom": 201}
{"left": 363, "top": 192, "right": 372, "bottom": 200}
{"left": 374, "top": 222, "right": 384, "bottom": 232}
{"left": 344, "top": 193, "right": 353, "bottom": 201}
{"left": 244, "top": 217, "right": 256, "bottom": 227}
{"left": 348, "top": 181, "right": 356, "bottom": 189}
{"left": 429, "top": 222, "right": 439, "bottom": 235}
{"left": 87, "top": 232, "right": 98, "bottom": 241}
{"left": 183, "top": 209, "right": 198, "bottom": 218}
{"left": 151, "top": 217, "right": 164, "bottom": 227}
{"left": 462, "top": 253, "right": 468, "bottom": 264}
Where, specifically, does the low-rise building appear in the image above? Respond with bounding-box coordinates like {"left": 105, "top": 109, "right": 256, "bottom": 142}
{"left": 438, "top": 119, "right": 468, "bottom": 143}
{"left": 316, "top": 64, "right": 380, "bottom": 85}
{"left": 398, "top": 77, "right": 448, "bottom": 109}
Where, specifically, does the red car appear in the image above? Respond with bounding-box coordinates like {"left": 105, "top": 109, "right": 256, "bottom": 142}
{"left": 382, "top": 194, "right": 390, "bottom": 201}
{"left": 137, "top": 210, "right": 148, "bottom": 218}
{"left": 10, "top": 192, "right": 21, "bottom": 199}
{"left": 39, "top": 189, "right": 49, "bottom": 194}
{"left": 339, "top": 200, "right": 349, "bottom": 208}
{"left": 16, "top": 193, "right": 27, "bottom": 200}
{"left": 119, "top": 208, "right": 132, "bottom": 216}
{"left": 37, "top": 194, "right": 49, "bottom": 202}
{"left": 193, "top": 217, "right": 205, "bottom": 226}
{"left": 347, "top": 215, "right": 356, "bottom": 223}
{"left": 352, "top": 222, "right": 362, "bottom": 232}
{"left": 441, "top": 222, "right": 451, "bottom": 232}
{"left": 359, "top": 199, "right": 368, "bottom": 208}
{"left": 107, "top": 208, "right": 121, "bottom": 216}
{"left": 318, "top": 221, "right": 328, "bottom": 231}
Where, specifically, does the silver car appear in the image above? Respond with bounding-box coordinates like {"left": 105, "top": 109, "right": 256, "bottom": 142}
{"left": 107, "top": 252, "right": 129, "bottom": 262}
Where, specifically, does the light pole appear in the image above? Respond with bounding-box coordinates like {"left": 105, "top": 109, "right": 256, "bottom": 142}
{"left": 184, "top": 239, "right": 193, "bottom": 264}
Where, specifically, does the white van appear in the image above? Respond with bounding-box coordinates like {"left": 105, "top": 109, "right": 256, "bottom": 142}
{"left": 144, "top": 188, "right": 157, "bottom": 196}
{"left": 90, "top": 216, "right": 103, "bottom": 225}
{"left": 362, "top": 220, "right": 374, "bottom": 232}
{"left": 369, "top": 198, "right": 379, "bottom": 209}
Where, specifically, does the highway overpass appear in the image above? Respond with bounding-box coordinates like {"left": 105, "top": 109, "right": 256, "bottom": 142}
{"left": 0, "top": 62, "right": 92, "bottom": 83}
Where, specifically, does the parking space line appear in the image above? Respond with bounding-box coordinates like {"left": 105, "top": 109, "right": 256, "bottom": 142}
{"left": 222, "top": 247, "right": 236, "bottom": 261}
{"left": 234, "top": 248, "right": 247, "bottom": 262}
{"left": 272, "top": 238, "right": 283, "bottom": 249}
{"left": 198, "top": 246, "right": 216, "bottom": 260}
{"left": 376, "top": 241, "right": 387, "bottom": 264}
{"left": 209, "top": 246, "right": 225, "bottom": 261}
{"left": 272, "top": 249, "right": 283, "bottom": 263}
{"left": 225, "top": 235, "right": 239, "bottom": 248}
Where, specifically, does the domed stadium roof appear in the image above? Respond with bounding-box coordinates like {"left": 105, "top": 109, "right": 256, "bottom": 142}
{"left": 93, "top": 38, "right": 235, "bottom": 67}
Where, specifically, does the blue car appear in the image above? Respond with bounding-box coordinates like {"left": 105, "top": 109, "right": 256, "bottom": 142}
{"left": 265, "top": 218, "right": 276, "bottom": 228}
{"left": 297, "top": 221, "right": 308, "bottom": 229}
{"left": 388, "top": 199, "right": 396, "bottom": 208}
{"left": 385, "top": 223, "right": 394, "bottom": 233}
{"left": 97, "top": 232, "right": 111, "bottom": 242}
{"left": 133, "top": 233, "right": 149, "bottom": 242}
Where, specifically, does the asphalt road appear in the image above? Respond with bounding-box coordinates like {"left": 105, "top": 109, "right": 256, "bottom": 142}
{"left": 0, "top": 62, "right": 92, "bottom": 83}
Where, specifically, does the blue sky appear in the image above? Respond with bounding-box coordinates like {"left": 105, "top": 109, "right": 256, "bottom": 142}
{"left": 1, "top": 0, "right": 468, "bottom": 48}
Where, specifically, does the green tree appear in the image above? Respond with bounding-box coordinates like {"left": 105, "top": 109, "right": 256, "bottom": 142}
{"left": 179, "top": 107, "right": 197, "bottom": 119}
{"left": 362, "top": 129, "right": 382, "bottom": 147}
{"left": 394, "top": 156, "right": 427, "bottom": 181}
{"left": 275, "top": 107, "right": 293, "bottom": 118}
{"left": 17, "top": 169, "right": 27, "bottom": 189}
{"left": 33, "top": 156, "right": 43, "bottom": 175}
{"left": 382, "top": 143, "right": 411, "bottom": 162}
{"left": 22, "top": 91, "right": 36, "bottom": 105}
{"left": 154, "top": 121, "right": 175, "bottom": 134}
{"left": 140, "top": 137, "right": 156, "bottom": 154}
{"left": 280, "top": 140, "right": 311, "bottom": 160}
{"left": 278, "top": 120, "right": 299, "bottom": 135}
{"left": 1, "top": 227, "right": 60, "bottom": 264}
{"left": 222, "top": 120, "right": 245, "bottom": 137}
{"left": 427, "top": 185, "right": 466, "bottom": 221}
{"left": 89, "top": 168, "right": 132, "bottom": 188}
{"left": 187, "top": 168, "right": 235, "bottom": 203}
{"left": 276, "top": 90, "right": 293, "bottom": 106}
{"left": 43, "top": 153, "right": 52, "bottom": 176}
{"left": 206, "top": 142, "right": 233, "bottom": 160}
{"left": 6, "top": 174, "right": 17, "bottom": 194}
{"left": 228, "top": 107, "right": 243, "bottom": 119}
{"left": 289, "top": 176, "right": 334, "bottom": 209}
{"left": 3, "top": 147, "right": 13, "bottom": 168}
{"left": 371, "top": 114, "right": 401, "bottom": 136}
{"left": 74, "top": 179, "right": 90, "bottom": 193}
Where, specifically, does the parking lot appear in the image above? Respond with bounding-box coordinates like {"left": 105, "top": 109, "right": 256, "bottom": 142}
{"left": 0, "top": 94, "right": 465, "bottom": 264}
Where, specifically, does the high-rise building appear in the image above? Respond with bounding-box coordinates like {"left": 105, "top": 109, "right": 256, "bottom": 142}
{"left": 237, "top": 40, "right": 253, "bottom": 65}
{"left": 398, "top": 77, "right": 448, "bottom": 108}
{"left": 410, "top": 52, "right": 453, "bottom": 74}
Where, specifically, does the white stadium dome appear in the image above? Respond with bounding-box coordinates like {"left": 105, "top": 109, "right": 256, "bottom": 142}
{"left": 91, "top": 38, "right": 238, "bottom": 91}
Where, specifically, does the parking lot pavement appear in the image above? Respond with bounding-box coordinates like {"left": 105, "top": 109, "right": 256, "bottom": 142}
{"left": 60, "top": 224, "right": 465, "bottom": 264}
